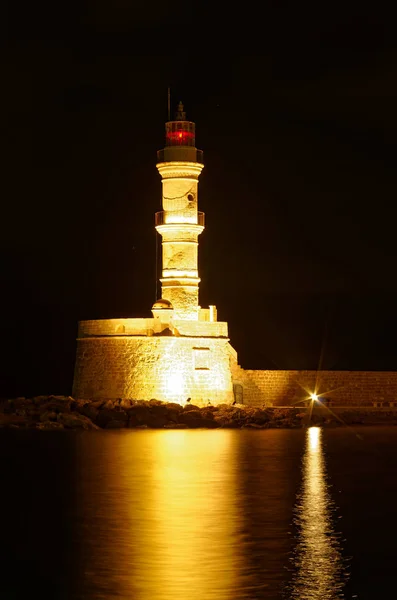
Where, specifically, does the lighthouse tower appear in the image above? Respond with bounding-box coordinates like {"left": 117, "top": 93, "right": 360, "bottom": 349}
{"left": 155, "top": 102, "right": 204, "bottom": 320}
{"left": 72, "top": 102, "right": 236, "bottom": 405}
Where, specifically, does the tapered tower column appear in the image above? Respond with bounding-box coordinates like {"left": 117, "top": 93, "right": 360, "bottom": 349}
{"left": 155, "top": 102, "right": 204, "bottom": 320}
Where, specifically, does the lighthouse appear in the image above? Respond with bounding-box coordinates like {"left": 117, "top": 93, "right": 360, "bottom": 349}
{"left": 70, "top": 102, "right": 397, "bottom": 409}
{"left": 72, "top": 103, "right": 236, "bottom": 405}
{"left": 155, "top": 101, "right": 204, "bottom": 320}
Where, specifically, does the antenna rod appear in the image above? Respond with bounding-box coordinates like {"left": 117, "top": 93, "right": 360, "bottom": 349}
{"left": 167, "top": 87, "right": 170, "bottom": 121}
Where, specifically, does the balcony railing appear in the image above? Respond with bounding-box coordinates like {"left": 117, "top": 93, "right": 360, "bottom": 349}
{"left": 157, "top": 148, "right": 204, "bottom": 164}
{"left": 155, "top": 211, "right": 205, "bottom": 227}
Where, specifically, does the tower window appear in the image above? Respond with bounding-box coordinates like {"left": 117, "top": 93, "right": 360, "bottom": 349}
{"left": 193, "top": 347, "right": 210, "bottom": 370}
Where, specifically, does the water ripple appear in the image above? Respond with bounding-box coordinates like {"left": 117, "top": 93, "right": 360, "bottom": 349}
{"left": 284, "top": 427, "right": 349, "bottom": 599}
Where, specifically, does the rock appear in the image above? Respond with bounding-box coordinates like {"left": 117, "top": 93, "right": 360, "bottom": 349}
{"left": 179, "top": 411, "right": 219, "bottom": 428}
{"left": 165, "top": 402, "right": 184, "bottom": 412}
{"left": 164, "top": 423, "right": 188, "bottom": 429}
{"left": 215, "top": 403, "right": 231, "bottom": 411}
{"left": 190, "top": 417, "right": 219, "bottom": 428}
{"left": 15, "top": 409, "right": 28, "bottom": 417}
{"left": 13, "top": 397, "right": 30, "bottom": 409}
{"left": 183, "top": 404, "right": 200, "bottom": 412}
{"left": 26, "top": 407, "right": 41, "bottom": 420}
{"left": 32, "top": 396, "right": 51, "bottom": 405}
{"left": 40, "top": 399, "right": 71, "bottom": 414}
{"left": 164, "top": 402, "right": 183, "bottom": 423}
{"left": 127, "top": 414, "right": 140, "bottom": 428}
{"left": 149, "top": 404, "right": 169, "bottom": 417}
{"left": 266, "top": 421, "right": 281, "bottom": 428}
{"left": 146, "top": 415, "right": 168, "bottom": 428}
{"left": 3, "top": 400, "right": 16, "bottom": 414}
{"left": 96, "top": 408, "right": 128, "bottom": 428}
{"left": 212, "top": 406, "right": 244, "bottom": 427}
{"left": 242, "top": 423, "right": 265, "bottom": 429}
{"left": 101, "top": 399, "right": 117, "bottom": 410}
{"left": 37, "top": 421, "right": 64, "bottom": 430}
{"left": 120, "top": 398, "right": 134, "bottom": 409}
{"left": 198, "top": 408, "right": 215, "bottom": 420}
{"left": 179, "top": 409, "right": 200, "bottom": 419}
{"left": 104, "top": 420, "right": 127, "bottom": 429}
{"left": 165, "top": 408, "right": 180, "bottom": 423}
{"left": 127, "top": 405, "right": 151, "bottom": 424}
{"left": 89, "top": 400, "right": 107, "bottom": 410}
{"left": 203, "top": 405, "right": 218, "bottom": 412}
{"left": 0, "top": 414, "right": 29, "bottom": 428}
{"left": 70, "top": 398, "right": 85, "bottom": 411}
{"left": 219, "top": 421, "right": 241, "bottom": 428}
{"left": 39, "top": 411, "right": 58, "bottom": 422}
{"left": 80, "top": 404, "right": 99, "bottom": 421}
{"left": 251, "top": 409, "right": 270, "bottom": 425}
{"left": 57, "top": 413, "right": 99, "bottom": 430}
{"left": 272, "top": 408, "right": 294, "bottom": 421}
{"left": 213, "top": 413, "right": 240, "bottom": 428}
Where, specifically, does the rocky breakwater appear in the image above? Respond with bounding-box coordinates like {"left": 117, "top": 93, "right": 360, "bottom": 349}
{"left": 2, "top": 398, "right": 396, "bottom": 430}
{"left": 0, "top": 397, "right": 308, "bottom": 430}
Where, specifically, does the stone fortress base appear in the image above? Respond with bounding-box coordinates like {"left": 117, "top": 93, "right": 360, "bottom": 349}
{"left": 73, "top": 312, "right": 235, "bottom": 406}
{"left": 72, "top": 314, "right": 397, "bottom": 407}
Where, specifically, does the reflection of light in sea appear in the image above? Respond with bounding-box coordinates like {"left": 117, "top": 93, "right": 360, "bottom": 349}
{"left": 128, "top": 430, "right": 246, "bottom": 600}
{"left": 286, "top": 427, "right": 348, "bottom": 600}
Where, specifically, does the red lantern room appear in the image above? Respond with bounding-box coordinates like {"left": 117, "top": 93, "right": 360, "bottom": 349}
{"left": 157, "top": 101, "right": 203, "bottom": 164}
{"left": 165, "top": 101, "right": 195, "bottom": 147}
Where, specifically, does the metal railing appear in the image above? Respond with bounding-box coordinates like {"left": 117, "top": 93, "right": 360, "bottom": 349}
{"left": 157, "top": 148, "right": 204, "bottom": 163}
{"left": 155, "top": 211, "right": 205, "bottom": 227}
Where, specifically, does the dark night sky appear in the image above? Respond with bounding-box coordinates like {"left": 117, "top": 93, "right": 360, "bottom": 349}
{"left": 3, "top": 1, "right": 397, "bottom": 397}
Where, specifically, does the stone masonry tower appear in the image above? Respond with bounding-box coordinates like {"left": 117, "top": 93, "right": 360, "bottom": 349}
{"left": 155, "top": 102, "right": 204, "bottom": 320}
{"left": 72, "top": 102, "right": 236, "bottom": 405}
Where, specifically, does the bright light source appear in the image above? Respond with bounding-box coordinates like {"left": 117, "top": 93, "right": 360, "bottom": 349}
{"left": 167, "top": 372, "right": 184, "bottom": 397}
{"left": 310, "top": 393, "right": 319, "bottom": 402}
{"left": 308, "top": 426, "right": 320, "bottom": 451}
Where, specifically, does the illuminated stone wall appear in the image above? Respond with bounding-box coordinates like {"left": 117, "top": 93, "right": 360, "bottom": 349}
{"left": 73, "top": 335, "right": 234, "bottom": 405}
{"left": 73, "top": 324, "right": 396, "bottom": 407}
{"left": 231, "top": 367, "right": 397, "bottom": 407}
{"left": 78, "top": 319, "right": 229, "bottom": 339}
{"left": 78, "top": 319, "right": 154, "bottom": 337}
{"left": 156, "top": 161, "right": 204, "bottom": 320}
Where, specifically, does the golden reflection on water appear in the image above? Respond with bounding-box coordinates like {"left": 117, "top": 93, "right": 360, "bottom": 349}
{"left": 288, "top": 427, "right": 347, "bottom": 599}
{"left": 130, "top": 431, "right": 242, "bottom": 600}
{"left": 77, "top": 431, "right": 248, "bottom": 600}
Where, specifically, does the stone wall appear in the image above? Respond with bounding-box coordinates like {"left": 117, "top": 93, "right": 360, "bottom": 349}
{"left": 232, "top": 367, "right": 397, "bottom": 407}
{"left": 73, "top": 328, "right": 396, "bottom": 408}
{"left": 78, "top": 319, "right": 152, "bottom": 337}
{"left": 73, "top": 335, "right": 234, "bottom": 405}
{"left": 174, "top": 320, "right": 228, "bottom": 337}
{"left": 78, "top": 319, "right": 228, "bottom": 339}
